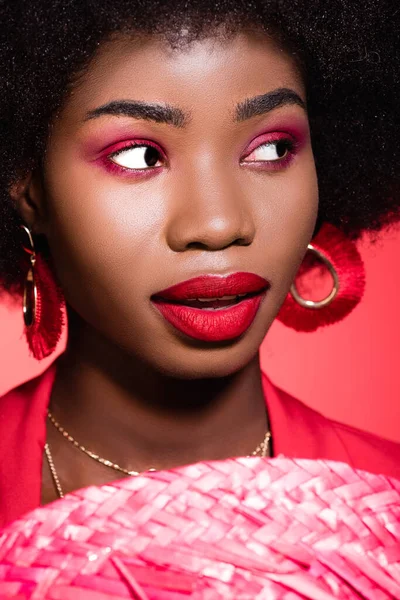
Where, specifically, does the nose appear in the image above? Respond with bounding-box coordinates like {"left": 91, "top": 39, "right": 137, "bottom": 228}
{"left": 165, "top": 167, "right": 256, "bottom": 252}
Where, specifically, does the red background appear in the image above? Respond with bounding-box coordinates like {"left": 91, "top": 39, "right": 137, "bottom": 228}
{"left": 1, "top": 227, "right": 399, "bottom": 442}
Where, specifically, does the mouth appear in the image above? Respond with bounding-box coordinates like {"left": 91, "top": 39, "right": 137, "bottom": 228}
{"left": 151, "top": 272, "right": 270, "bottom": 342}
{"left": 152, "top": 272, "right": 269, "bottom": 302}
{"left": 152, "top": 290, "right": 261, "bottom": 310}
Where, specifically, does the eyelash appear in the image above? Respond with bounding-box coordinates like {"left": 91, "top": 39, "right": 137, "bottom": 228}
{"left": 102, "top": 134, "right": 298, "bottom": 177}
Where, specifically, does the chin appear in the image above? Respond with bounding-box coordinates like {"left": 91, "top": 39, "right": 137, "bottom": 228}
{"left": 143, "top": 335, "right": 263, "bottom": 380}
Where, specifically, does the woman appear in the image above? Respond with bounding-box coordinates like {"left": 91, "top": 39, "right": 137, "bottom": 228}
{"left": 0, "top": 0, "right": 399, "bottom": 528}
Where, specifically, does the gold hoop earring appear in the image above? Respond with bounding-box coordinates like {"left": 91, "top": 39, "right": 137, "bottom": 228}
{"left": 21, "top": 225, "right": 37, "bottom": 327}
{"left": 276, "top": 223, "right": 366, "bottom": 332}
{"left": 290, "top": 244, "right": 339, "bottom": 309}
{"left": 20, "top": 225, "right": 66, "bottom": 360}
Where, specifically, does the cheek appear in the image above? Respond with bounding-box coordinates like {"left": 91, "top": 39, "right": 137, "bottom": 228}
{"left": 257, "top": 154, "right": 318, "bottom": 232}
{"left": 254, "top": 154, "right": 319, "bottom": 289}
{"left": 42, "top": 154, "right": 167, "bottom": 308}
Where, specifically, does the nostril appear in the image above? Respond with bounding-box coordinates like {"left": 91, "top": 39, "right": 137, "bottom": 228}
{"left": 186, "top": 241, "right": 209, "bottom": 250}
{"left": 186, "top": 237, "right": 249, "bottom": 251}
{"left": 236, "top": 237, "right": 252, "bottom": 247}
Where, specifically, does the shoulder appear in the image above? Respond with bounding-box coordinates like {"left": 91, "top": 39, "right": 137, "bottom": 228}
{"left": 0, "top": 364, "right": 56, "bottom": 528}
{"left": 262, "top": 371, "right": 400, "bottom": 480}
{"left": 0, "top": 366, "right": 54, "bottom": 409}
{"left": 0, "top": 365, "right": 56, "bottom": 444}
{"left": 329, "top": 418, "right": 400, "bottom": 480}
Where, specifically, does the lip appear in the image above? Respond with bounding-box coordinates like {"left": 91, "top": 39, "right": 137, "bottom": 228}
{"left": 151, "top": 272, "right": 270, "bottom": 342}
{"left": 153, "top": 272, "right": 269, "bottom": 300}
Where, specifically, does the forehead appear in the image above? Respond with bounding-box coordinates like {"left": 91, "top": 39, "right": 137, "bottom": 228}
{"left": 64, "top": 32, "right": 305, "bottom": 120}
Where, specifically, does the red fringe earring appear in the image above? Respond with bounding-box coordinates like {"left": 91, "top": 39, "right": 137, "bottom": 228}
{"left": 276, "top": 223, "right": 366, "bottom": 332}
{"left": 21, "top": 225, "right": 66, "bottom": 360}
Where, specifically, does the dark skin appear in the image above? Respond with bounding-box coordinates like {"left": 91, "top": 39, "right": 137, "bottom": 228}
{"left": 13, "top": 32, "right": 318, "bottom": 503}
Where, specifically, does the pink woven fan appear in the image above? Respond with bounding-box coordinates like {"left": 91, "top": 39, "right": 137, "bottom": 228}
{"left": 0, "top": 457, "right": 400, "bottom": 599}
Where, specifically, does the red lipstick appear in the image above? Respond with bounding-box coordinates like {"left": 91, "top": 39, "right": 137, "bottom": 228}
{"left": 152, "top": 272, "right": 270, "bottom": 342}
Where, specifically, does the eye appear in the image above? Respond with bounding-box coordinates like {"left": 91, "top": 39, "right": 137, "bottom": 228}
{"left": 109, "top": 144, "right": 164, "bottom": 170}
{"left": 243, "top": 139, "right": 293, "bottom": 163}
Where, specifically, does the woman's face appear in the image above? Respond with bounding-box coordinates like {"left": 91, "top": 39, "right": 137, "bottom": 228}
{"left": 37, "top": 32, "right": 318, "bottom": 378}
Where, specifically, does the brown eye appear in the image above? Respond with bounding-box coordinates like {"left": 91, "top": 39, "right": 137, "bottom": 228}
{"left": 245, "top": 139, "right": 292, "bottom": 162}
{"left": 110, "top": 145, "right": 163, "bottom": 169}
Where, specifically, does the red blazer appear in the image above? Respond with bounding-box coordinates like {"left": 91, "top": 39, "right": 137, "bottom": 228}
{"left": 1, "top": 362, "right": 400, "bottom": 529}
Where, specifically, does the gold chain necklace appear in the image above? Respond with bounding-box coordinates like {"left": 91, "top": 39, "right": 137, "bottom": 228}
{"left": 45, "top": 410, "right": 272, "bottom": 499}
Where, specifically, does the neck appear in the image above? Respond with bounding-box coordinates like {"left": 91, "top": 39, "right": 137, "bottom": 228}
{"left": 50, "top": 319, "right": 269, "bottom": 474}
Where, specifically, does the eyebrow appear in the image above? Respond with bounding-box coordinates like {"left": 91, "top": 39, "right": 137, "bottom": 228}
{"left": 84, "top": 100, "right": 188, "bottom": 128}
{"left": 235, "top": 88, "right": 306, "bottom": 122}
{"left": 83, "top": 87, "right": 305, "bottom": 127}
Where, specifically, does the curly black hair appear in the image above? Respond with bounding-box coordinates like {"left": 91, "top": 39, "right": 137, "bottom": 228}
{"left": 0, "top": 0, "right": 399, "bottom": 293}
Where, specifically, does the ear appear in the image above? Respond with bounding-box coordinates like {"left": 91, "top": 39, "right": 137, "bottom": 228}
{"left": 9, "top": 170, "right": 48, "bottom": 235}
